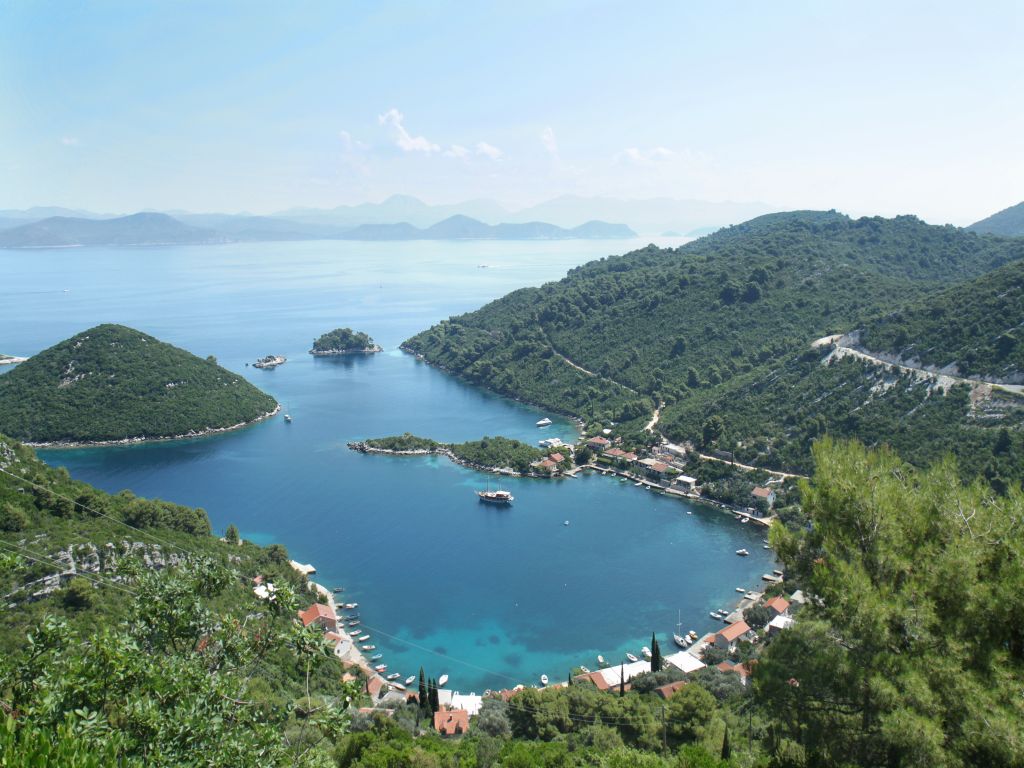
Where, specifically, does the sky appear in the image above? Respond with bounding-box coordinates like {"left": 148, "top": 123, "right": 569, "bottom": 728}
{"left": 1, "top": 1, "right": 1021, "bottom": 224}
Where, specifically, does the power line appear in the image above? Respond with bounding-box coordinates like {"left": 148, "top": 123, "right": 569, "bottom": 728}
{"left": 0, "top": 539, "right": 139, "bottom": 597}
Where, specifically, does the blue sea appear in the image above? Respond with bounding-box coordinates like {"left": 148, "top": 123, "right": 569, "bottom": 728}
{"left": 0, "top": 238, "right": 775, "bottom": 692}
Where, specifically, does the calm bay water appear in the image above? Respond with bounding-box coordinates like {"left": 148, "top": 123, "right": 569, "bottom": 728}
{"left": 0, "top": 238, "right": 774, "bottom": 692}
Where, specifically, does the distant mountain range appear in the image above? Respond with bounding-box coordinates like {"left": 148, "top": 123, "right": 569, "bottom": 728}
{"left": 967, "top": 200, "right": 1024, "bottom": 236}
{"left": 0, "top": 210, "right": 635, "bottom": 248}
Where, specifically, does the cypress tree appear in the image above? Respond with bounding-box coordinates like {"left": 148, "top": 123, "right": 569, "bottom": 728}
{"left": 429, "top": 678, "right": 440, "bottom": 713}
{"left": 651, "top": 633, "right": 662, "bottom": 672}
{"left": 418, "top": 667, "right": 428, "bottom": 713}
{"left": 722, "top": 725, "right": 731, "bottom": 759}
{"left": 619, "top": 664, "right": 625, "bottom": 697}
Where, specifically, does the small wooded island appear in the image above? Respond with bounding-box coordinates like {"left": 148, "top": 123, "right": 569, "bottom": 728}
{"left": 0, "top": 324, "right": 278, "bottom": 445}
{"left": 309, "top": 328, "right": 382, "bottom": 356}
{"left": 349, "top": 433, "right": 571, "bottom": 476}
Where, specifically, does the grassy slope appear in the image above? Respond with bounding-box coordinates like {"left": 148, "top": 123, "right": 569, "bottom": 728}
{"left": 0, "top": 324, "right": 277, "bottom": 442}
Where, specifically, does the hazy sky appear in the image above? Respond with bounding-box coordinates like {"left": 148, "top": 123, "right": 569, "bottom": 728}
{"left": 1, "top": 1, "right": 1021, "bottom": 223}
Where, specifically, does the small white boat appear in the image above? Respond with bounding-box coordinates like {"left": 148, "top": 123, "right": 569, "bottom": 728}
{"left": 763, "top": 544, "right": 771, "bottom": 549}
{"left": 736, "top": 548, "right": 750, "bottom": 556}
{"left": 438, "top": 674, "right": 449, "bottom": 687}
{"left": 736, "top": 587, "right": 745, "bottom": 593}
{"left": 563, "top": 520, "right": 569, "bottom": 526}
{"left": 580, "top": 666, "right": 590, "bottom": 674}
{"left": 374, "top": 664, "right": 387, "bottom": 672}
{"left": 386, "top": 672, "right": 400, "bottom": 681}
{"left": 361, "top": 645, "right": 375, "bottom": 651}
{"left": 626, "top": 653, "right": 639, "bottom": 663}
{"left": 369, "top": 653, "right": 383, "bottom": 661}
{"left": 686, "top": 509, "right": 693, "bottom": 515}
{"left": 741, "top": 517, "right": 749, "bottom": 524}
{"left": 597, "top": 655, "right": 606, "bottom": 666}
{"left": 710, "top": 612, "right": 720, "bottom": 619}
{"left": 536, "top": 418, "right": 552, "bottom": 427}
{"left": 344, "top": 603, "right": 358, "bottom": 609}
{"left": 688, "top": 631, "right": 698, "bottom": 640}
{"left": 641, "top": 646, "right": 652, "bottom": 660}
{"left": 405, "top": 675, "right": 416, "bottom": 685}
{"left": 674, "top": 634, "right": 687, "bottom": 648}
{"left": 283, "top": 413, "right": 292, "bottom": 423}
{"left": 358, "top": 634, "right": 370, "bottom": 642}
{"left": 539, "top": 674, "right": 549, "bottom": 686}
{"left": 392, "top": 683, "right": 406, "bottom": 691}
{"left": 634, "top": 481, "right": 642, "bottom": 486}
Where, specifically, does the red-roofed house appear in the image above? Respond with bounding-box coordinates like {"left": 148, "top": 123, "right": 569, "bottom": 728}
{"left": 532, "top": 458, "right": 558, "bottom": 473}
{"left": 752, "top": 487, "right": 776, "bottom": 508}
{"left": 714, "top": 620, "right": 752, "bottom": 651}
{"left": 603, "top": 447, "right": 627, "bottom": 459}
{"left": 587, "top": 436, "right": 612, "bottom": 450}
{"left": 298, "top": 603, "right": 338, "bottom": 632}
{"left": 765, "top": 596, "right": 790, "bottom": 618}
{"left": 654, "top": 680, "right": 688, "bottom": 700}
{"left": 366, "top": 676, "right": 385, "bottom": 699}
{"left": 549, "top": 452, "right": 565, "bottom": 463}
{"left": 716, "top": 661, "right": 751, "bottom": 685}
{"left": 434, "top": 708, "right": 469, "bottom": 736}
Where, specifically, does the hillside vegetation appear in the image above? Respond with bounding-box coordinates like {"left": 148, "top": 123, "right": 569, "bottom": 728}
{"left": 967, "top": 200, "right": 1024, "bottom": 236}
{"left": 310, "top": 327, "right": 380, "bottom": 354}
{"left": 0, "top": 324, "right": 277, "bottom": 443}
{"left": 859, "top": 256, "right": 1024, "bottom": 381}
{"left": 0, "top": 212, "right": 219, "bottom": 248}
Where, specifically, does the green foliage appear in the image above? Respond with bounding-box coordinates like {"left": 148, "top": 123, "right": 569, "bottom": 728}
{"left": 759, "top": 438, "right": 1024, "bottom": 766}
{"left": 742, "top": 604, "right": 770, "bottom": 629}
{"left": 404, "top": 212, "right": 1023, "bottom": 427}
{"left": 967, "top": 200, "right": 1024, "bottom": 236}
{"left": 0, "top": 324, "right": 277, "bottom": 442}
{"left": 310, "top": 328, "right": 378, "bottom": 353}
{"left": 225, "top": 523, "right": 239, "bottom": 545}
{"left": 62, "top": 577, "right": 94, "bottom": 609}
{"left": 860, "top": 256, "right": 1024, "bottom": 379}
{"left": 450, "top": 436, "right": 545, "bottom": 474}
{"left": 364, "top": 433, "right": 440, "bottom": 452}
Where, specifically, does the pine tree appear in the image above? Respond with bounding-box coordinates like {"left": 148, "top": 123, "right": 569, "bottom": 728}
{"left": 224, "top": 523, "right": 239, "bottom": 545}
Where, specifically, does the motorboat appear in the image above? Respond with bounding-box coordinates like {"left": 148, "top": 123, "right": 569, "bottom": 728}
{"left": 369, "top": 653, "right": 383, "bottom": 661}
{"left": 641, "top": 647, "right": 652, "bottom": 660}
{"left": 736, "top": 549, "right": 750, "bottom": 556}
{"left": 405, "top": 676, "right": 416, "bottom": 686}
{"left": 386, "top": 672, "right": 401, "bottom": 681}
{"left": 344, "top": 603, "right": 358, "bottom": 609}
{"left": 283, "top": 413, "right": 292, "bottom": 423}
{"left": 580, "top": 666, "right": 590, "bottom": 674}
{"left": 539, "top": 674, "right": 549, "bottom": 686}
{"left": 438, "top": 674, "right": 449, "bottom": 687}
{"left": 374, "top": 664, "right": 387, "bottom": 672}
{"left": 361, "top": 645, "right": 375, "bottom": 651}
{"left": 358, "top": 634, "right": 370, "bottom": 642}
{"left": 688, "top": 631, "right": 698, "bottom": 640}
{"left": 626, "top": 653, "right": 639, "bottom": 663}
{"left": 736, "top": 587, "right": 746, "bottom": 592}
{"left": 597, "top": 655, "right": 607, "bottom": 667}
{"left": 563, "top": 520, "right": 569, "bottom": 526}
{"left": 536, "top": 418, "right": 552, "bottom": 426}
{"left": 333, "top": 587, "right": 343, "bottom": 593}
{"left": 392, "top": 683, "right": 406, "bottom": 691}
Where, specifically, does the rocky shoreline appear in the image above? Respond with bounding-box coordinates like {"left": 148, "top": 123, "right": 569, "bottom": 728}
{"left": 309, "top": 345, "right": 383, "bottom": 356}
{"left": 24, "top": 404, "right": 282, "bottom": 449}
{"left": 348, "top": 440, "right": 545, "bottom": 478}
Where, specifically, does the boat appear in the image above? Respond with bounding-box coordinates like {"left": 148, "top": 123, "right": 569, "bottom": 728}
{"left": 686, "top": 509, "right": 693, "bottom": 515}
{"left": 741, "top": 517, "right": 749, "bottom": 523}
{"left": 369, "top": 653, "right": 382, "bottom": 661}
{"left": 539, "top": 674, "right": 549, "bottom": 686}
{"left": 673, "top": 610, "right": 687, "bottom": 648}
{"left": 688, "top": 631, "right": 698, "bottom": 640}
{"left": 283, "top": 413, "right": 292, "bottom": 423}
{"left": 333, "top": 587, "right": 343, "bottom": 593}
{"left": 580, "top": 666, "right": 590, "bottom": 674}
{"left": 477, "top": 489, "right": 514, "bottom": 504}
{"left": 358, "top": 634, "right": 370, "bottom": 642}
{"left": 710, "top": 612, "right": 720, "bottom": 619}
{"left": 348, "top": 620, "right": 360, "bottom": 627}
{"left": 641, "top": 646, "right": 652, "bottom": 660}
{"left": 736, "top": 587, "right": 746, "bottom": 593}
{"left": 563, "top": 520, "right": 569, "bottom": 526}
{"left": 736, "top": 548, "right": 750, "bottom": 556}
{"left": 386, "top": 672, "right": 400, "bottom": 681}
{"left": 392, "top": 683, "right": 406, "bottom": 691}
{"left": 634, "top": 481, "right": 642, "bottom": 486}
{"left": 374, "top": 664, "right": 387, "bottom": 672}
{"left": 405, "top": 676, "right": 416, "bottom": 686}
{"left": 597, "top": 655, "right": 606, "bottom": 667}
{"left": 773, "top": 569, "right": 784, "bottom": 577}
{"left": 438, "top": 674, "right": 449, "bottom": 687}
{"left": 763, "top": 544, "right": 771, "bottom": 549}
{"left": 344, "top": 603, "right": 358, "bottom": 609}
{"left": 361, "top": 645, "right": 375, "bottom": 651}
{"left": 626, "top": 653, "right": 639, "bottom": 663}
{"left": 536, "top": 417, "right": 552, "bottom": 427}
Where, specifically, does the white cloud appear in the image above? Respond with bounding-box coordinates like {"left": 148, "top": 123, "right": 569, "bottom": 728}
{"left": 541, "top": 126, "right": 558, "bottom": 157}
{"left": 475, "top": 141, "right": 503, "bottom": 160}
{"left": 60, "top": 136, "right": 79, "bottom": 146}
{"left": 378, "top": 108, "right": 440, "bottom": 153}
{"left": 444, "top": 144, "right": 470, "bottom": 159}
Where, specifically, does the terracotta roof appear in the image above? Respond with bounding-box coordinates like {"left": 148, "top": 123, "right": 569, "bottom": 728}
{"left": 603, "top": 448, "right": 626, "bottom": 458}
{"left": 717, "top": 620, "right": 751, "bottom": 642}
{"left": 623, "top": 452, "right": 638, "bottom": 461}
{"left": 366, "top": 676, "right": 384, "bottom": 696}
{"left": 588, "top": 436, "right": 611, "bottom": 446}
{"left": 434, "top": 708, "right": 469, "bottom": 736}
{"left": 765, "top": 596, "right": 790, "bottom": 614}
{"left": 717, "top": 661, "right": 751, "bottom": 678}
{"left": 752, "top": 487, "right": 774, "bottom": 499}
{"left": 298, "top": 603, "right": 337, "bottom": 627}
{"left": 654, "top": 680, "right": 688, "bottom": 699}
{"left": 550, "top": 452, "right": 565, "bottom": 463}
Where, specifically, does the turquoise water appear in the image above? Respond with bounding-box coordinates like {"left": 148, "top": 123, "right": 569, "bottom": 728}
{"left": 1, "top": 238, "right": 775, "bottom": 692}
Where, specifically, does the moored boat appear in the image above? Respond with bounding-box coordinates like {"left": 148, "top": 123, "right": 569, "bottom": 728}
{"left": 540, "top": 674, "right": 549, "bottom": 686}
{"left": 641, "top": 646, "right": 652, "bottom": 660}
{"left": 626, "top": 653, "right": 639, "bottom": 663}
{"left": 361, "top": 644, "right": 375, "bottom": 651}
{"left": 374, "top": 664, "right": 387, "bottom": 672}
{"left": 536, "top": 417, "right": 552, "bottom": 426}
{"left": 597, "top": 655, "right": 606, "bottom": 667}
{"left": 477, "top": 489, "right": 514, "bottom": 504}
{"left": 370, "top": 653, "right": 383, "bottom": 661}
{"left": 438, "top": 674, "right": 449, "bottom": 687}
{"left": 736, "top": 548, "right": 750, "bottom": 556}
{"left": 405, "top": 675, "right": 416, "bottom": 685}
{"left": 580, "top": 666, "right": 590, "bottom": 674}
{"left": 387, "top": 672, "right": 400, "bottom": 680}
{"left": 358, "top": 634, "right": 370, "bottom": 642}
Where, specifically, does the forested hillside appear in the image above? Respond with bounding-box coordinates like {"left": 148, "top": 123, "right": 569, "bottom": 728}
{"left": 859, "top": 257, "right": 1024, "bottom": 381}
{"left": 404, "top": 211, "right": 1024, "bottom": 479}
{"left": 0, "top": 324, "right": 278, "bottom": 443}
{"left": 967, "top": 200, "right": 1024, "bottom": 236}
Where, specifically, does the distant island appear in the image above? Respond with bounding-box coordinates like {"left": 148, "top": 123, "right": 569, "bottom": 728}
{"left": 349, "top": 433, "right": 569, "bottom": 476}
{"left": 0, "top": 210, "right": 635, "bottom": 248}
{"left": 967, "top": 200, "right": 1024, "bottom": 237}
{"left": 310, "top": 328, "right": 382, "bottom": 355}
{"left": 0, "top": 324, "right": 278, "bottom": 444}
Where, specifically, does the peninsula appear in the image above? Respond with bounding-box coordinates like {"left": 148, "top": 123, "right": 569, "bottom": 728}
{"left": 0, "top": 324, "right": 278, "bottom": 444}
{"left": 349, "top": 433, "right": 567, "bottom": 476}
{"left": 310, "top": 328, "right": 382, "bottom": 356}
{"left": 0, "top": 354, "right": 28, "bottom": 366}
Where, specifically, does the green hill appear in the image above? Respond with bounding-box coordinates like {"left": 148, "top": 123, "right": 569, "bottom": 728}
{"left": 967, "top": 200, "right": 1024, "bottom": 236}
{"left": 310, "top": 327, "right": 381, "bottom": 354}
{"left": 859, "top": 257, "right": 1024, "bottom": 380}
{"left": 0, "top": 324, "right": 278, "bottom": 443}
{"left": 403, "top": 211, "right": 1024, "bottom": 480}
